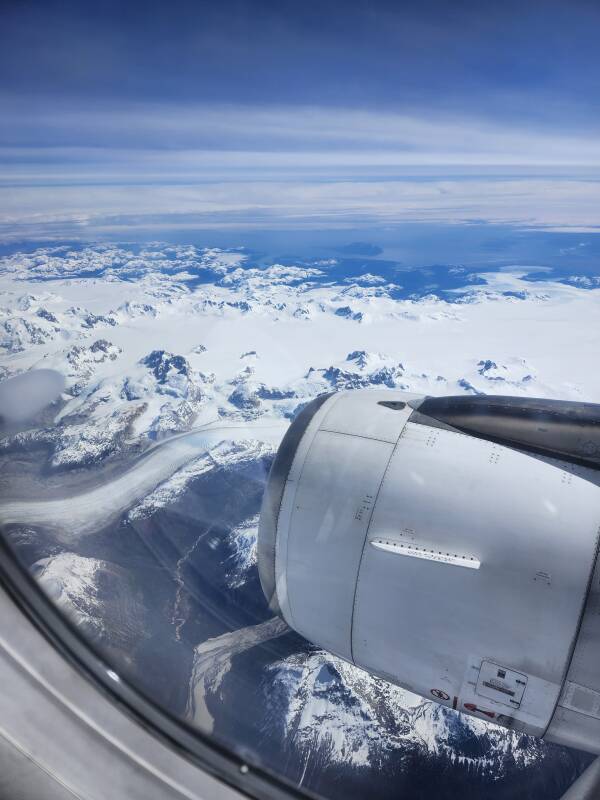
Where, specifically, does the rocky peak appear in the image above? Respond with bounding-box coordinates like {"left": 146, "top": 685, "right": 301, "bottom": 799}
{"left": 141, "top": 350, "right": 191, "bottom": 383}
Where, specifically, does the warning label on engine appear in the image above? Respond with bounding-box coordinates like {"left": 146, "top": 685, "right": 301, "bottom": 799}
{"left": 475, "top": 661, "right": 528, "bottom": 709}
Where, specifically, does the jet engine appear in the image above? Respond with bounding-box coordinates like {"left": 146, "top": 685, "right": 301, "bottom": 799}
{"left": 258, "top": 390, "right": 600, "bottom": 753}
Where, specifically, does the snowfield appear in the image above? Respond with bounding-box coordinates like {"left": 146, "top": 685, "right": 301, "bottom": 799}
{"left": 3, "top": 242, "right": 597, "bottom": 523}
{"left": 1, "top": 246, "right": 597, "bottom": 423}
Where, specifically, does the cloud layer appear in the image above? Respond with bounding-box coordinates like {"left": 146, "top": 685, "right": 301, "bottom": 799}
{"left": 1, "top": 104, "right": 599, "bottom": 237}
{"left": 2, "top": 0, "right": 599, "bottom": 237}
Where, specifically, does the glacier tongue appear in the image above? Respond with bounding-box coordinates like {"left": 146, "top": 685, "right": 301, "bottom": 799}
{"left": 186, "top": 617, "right": 289, "bottom": 732}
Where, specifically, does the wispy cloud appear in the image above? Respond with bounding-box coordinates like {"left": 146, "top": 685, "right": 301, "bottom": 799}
{"left": 1, "top": 102, "right": 599, "bottom": 237}
{"left": 2, "top": 175, "right": 600, "bottom": 239}
{"left": 4, "top": 103, "right": 600, "bottom": 166}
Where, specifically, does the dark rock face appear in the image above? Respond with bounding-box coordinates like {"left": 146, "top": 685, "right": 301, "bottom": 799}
{"left": 228, "top": 385, "right": 262, "bottom": 411}
{"left": 335, "top": 306, "right": 363, "bottom": 321}
{"left": 346, "top": 350, "right": 370, "bottom": 367}
{"left": 0, "top": 317, "right": 55, "bottom": 352}
{"left": 141, "top": 350, "right": 191, "bottom": 383}
{"left": 90, "top": 339, "right": 114, "bottom": 354}
{"left": 36, "top": 307, "right": 59, "bottom": 322}
{"left": 81, "top": 311, "right": 117, "bottom": 328}
{"left": 478, "top": 359, "right": 498, "bottom": 374}
{"left": 121, "top": 378, "right": 141, "bottom": 401}
{"left": 255, "top": 385, "right": 296, "bottom": 401}
{"left": 322, "top": 365, "right": 404, "bottom": 390}
{"left": 226, "top": 300, "right": 252, "bottom": 312}
{"left": 458, "top": 378, "right": 484, "bottom": 394}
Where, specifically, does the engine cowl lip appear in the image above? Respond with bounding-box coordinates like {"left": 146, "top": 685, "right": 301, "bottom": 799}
{"left": 257, "top": 392, "right": 334, "bottom": 615}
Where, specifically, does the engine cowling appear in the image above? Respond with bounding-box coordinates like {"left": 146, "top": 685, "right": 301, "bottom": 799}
{"left": 258, "top": 389, "right": 600, "bottom": 753}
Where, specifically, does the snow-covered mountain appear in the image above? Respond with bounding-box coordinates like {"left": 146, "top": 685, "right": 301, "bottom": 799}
{"left": 0, "top": 242, "right": 597, "bottom": 799}
{"left": 1, "top": 242, "right": 594, "bottom": 470}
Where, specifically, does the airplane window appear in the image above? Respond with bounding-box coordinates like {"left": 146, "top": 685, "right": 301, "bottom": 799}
{"left": 0, "top": 238, "right": 597, "bottom": 799}
{"left": 1, "top": 2, "right": 599, "bottom": 799}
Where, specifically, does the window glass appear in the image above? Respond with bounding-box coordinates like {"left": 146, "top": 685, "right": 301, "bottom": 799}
{"left": 0, "top": 237, "right": 595, "bottom": 800}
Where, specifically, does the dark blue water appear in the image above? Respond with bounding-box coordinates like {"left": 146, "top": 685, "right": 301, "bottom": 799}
{"left": 2, "top": 224, "right": 599, "bottom": 301}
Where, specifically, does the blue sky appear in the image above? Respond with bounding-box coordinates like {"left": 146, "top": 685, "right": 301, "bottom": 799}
{"left": 1, "top": 0, "right": 599, "bottom": 239}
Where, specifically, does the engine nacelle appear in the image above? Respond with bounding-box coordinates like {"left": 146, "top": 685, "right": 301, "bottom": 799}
{"left": 258, "top": 390, "right": 600, "bottom": 753}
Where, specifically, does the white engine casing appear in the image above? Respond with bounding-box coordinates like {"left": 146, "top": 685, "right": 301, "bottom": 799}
{"left": 258, "top": 389, "right": 600, "bottom": 752}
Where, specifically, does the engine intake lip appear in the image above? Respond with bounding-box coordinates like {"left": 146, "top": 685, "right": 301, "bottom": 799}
{"left": 257, "top": 392, "right": 333, "bottom": 615}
